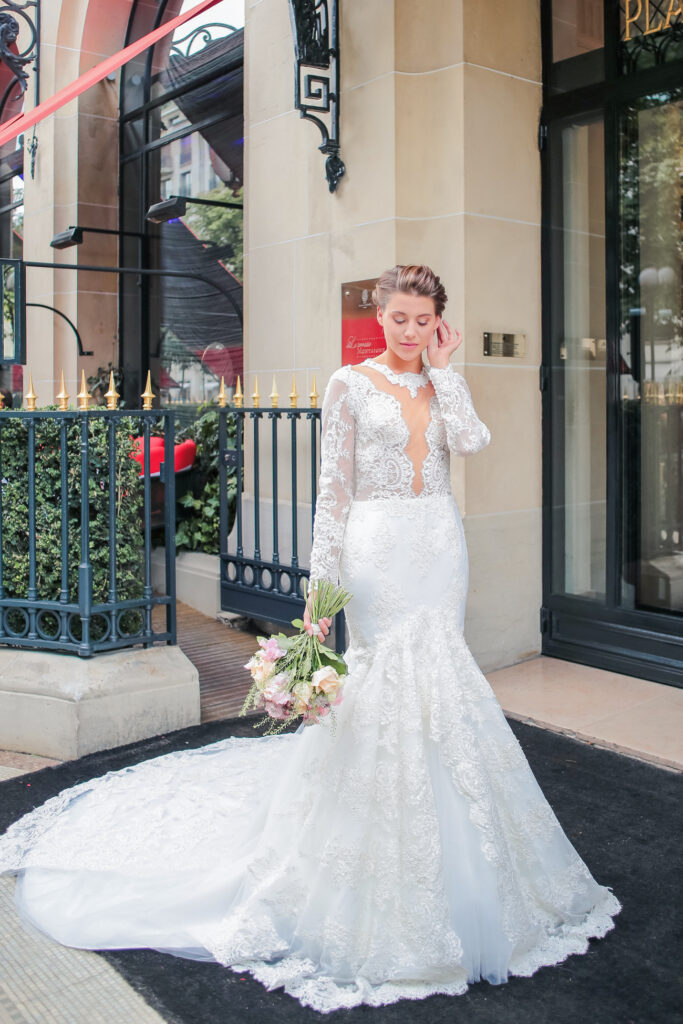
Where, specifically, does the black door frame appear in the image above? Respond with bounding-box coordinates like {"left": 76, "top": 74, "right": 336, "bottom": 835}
{"left": 539, "top": 2, "right": 683, "bottom": 686}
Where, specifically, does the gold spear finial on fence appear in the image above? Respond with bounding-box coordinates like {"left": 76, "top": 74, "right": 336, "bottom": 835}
{"left": 217, "top": 376, "right": 227, "bottom": 407}
{"left": 233, "top": 375, "right": 243, "bottom": 408}
{"left": 252, "top": 375, "right": 260, "bottom": 408}
{"left": 77, "top": 370, "right": 91, "bottom": 411}
{"left": 25, "top": 372, "right": 37, "bottom": 411}
{"left": 141, "top": 370, "right": 155, "bottom": 410}
{"left": 289, "top": 373, "right": 298, "bottom": 408}
{"left": 270, "top": 375, "right": 279, "bottom": 408}
{"left": 56, "top": 370, "right": 69, "bottom": 411}
{"left": 104, "top": 370, "right": 119, "bottom": 410}
{"left": 310, "top": 375, "right": 318, "bottom": 408}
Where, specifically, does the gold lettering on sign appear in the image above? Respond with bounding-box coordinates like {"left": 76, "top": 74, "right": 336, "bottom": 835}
{"left": 664, "top": 0, "right": 683, "bottom": 30}
{"left": 644, "top": 0, "right": 663, "bottom": 33}
{"left": 625, "top": 0, "right": 643, "bottom": 40}
{"left": 624, "top": 0, "right": 682, "bottom": 39}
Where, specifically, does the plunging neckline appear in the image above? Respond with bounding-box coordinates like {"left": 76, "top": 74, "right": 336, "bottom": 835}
{"left": 361, "top": 358, "right": 430, "bottom": 399}
{"left": 352, "top": 358, "right": 440, "bottom": 496}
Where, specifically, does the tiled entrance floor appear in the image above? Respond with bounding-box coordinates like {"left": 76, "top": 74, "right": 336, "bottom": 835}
{"left": 488, "top": 655, "right": 682, "bottom": 773}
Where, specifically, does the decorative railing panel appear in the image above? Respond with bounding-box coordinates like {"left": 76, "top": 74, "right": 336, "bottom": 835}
{"left": 0, "top": 407, "right": 176, "bottom": 657}
{"left": 218, "top": 384, "right": 346, "bottom": 653}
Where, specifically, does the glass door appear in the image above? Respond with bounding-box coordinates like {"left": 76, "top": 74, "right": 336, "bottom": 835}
{"left": 542, "top": 85, "right": 683, "bottom": 685}
{"left": 619, "top": 90, "right": 683, "bottom": 619}
{"left": 548, "top": 111, "right": 607, "bottom": 605}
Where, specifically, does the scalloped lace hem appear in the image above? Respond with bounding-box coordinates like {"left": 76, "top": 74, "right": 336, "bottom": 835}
{"left": 224, "top": 889, "right": 622, "bottom": 1014}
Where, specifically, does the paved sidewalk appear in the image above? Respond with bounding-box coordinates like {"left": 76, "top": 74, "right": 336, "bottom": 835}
{"left": 0, "top": 878, "right": 166, "bottom": 1024}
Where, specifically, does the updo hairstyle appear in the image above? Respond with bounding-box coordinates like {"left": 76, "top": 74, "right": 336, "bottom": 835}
{"left": 371, "top": 265, "right": 447, "bottom": 318}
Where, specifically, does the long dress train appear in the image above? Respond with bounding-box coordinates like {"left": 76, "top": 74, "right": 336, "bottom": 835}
{"left": 0, "top": 357, "right": 621, "bottom": 1013}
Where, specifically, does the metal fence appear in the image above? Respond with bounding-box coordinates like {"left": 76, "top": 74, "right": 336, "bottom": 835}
{"left": 218, "top": 391, "right": 346, "bottom": 653}
{"left": 0, "top": 407, "right": 176, "bottom": 657}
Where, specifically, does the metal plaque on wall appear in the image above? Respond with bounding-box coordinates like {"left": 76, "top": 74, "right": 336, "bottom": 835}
{"left": 483, "top": 332, "right": 526, "bottom": 357}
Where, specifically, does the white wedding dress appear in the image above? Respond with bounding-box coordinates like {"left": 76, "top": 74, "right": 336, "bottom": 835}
{"left": 0, "top": 357, "right": 621, "bottom": 1013}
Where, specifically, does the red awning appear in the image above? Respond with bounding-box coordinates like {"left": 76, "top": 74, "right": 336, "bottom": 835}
{"left": 0, "top": 0, "right": 223, "bottom": 150}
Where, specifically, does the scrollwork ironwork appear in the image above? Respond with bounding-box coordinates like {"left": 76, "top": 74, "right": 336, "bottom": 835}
{"left": 0, "top": 1, "right": 39, "bottom": 122}
{"left": 619, "top": 0, "right": 683, "bottom": 73}
{"left": 169, "top": 22, "right": 238, "bottom": 60}
{"left": 288, "top": 0, "right": 345, "bottom": 193}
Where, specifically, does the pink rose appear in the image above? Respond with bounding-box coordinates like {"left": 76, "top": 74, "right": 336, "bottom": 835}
{"left": 258, "top": 636, "right": 286, "bottom": 661}
{"left": 264, "top": 700, "right": 290, "bottom": 720}
{"left": 263, "top": 672, "right": 291, "bottom": 705}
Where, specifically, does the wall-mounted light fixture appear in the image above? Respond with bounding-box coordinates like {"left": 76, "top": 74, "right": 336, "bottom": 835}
{"left": 50, "top": 227, "right": 84, "bottom": 249}
{"left": 288, "top": 0, "right": 345, "bottom": 193}
{"left": 146, "top": 194, "right": 243, "bottom": 224}
{"left": 50, "top": 225, "right": 146, "bottom": 250}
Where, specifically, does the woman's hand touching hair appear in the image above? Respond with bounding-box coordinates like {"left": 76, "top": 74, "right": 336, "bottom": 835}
{"left": 427, "top": 319, "right": 463, "bottom": 370}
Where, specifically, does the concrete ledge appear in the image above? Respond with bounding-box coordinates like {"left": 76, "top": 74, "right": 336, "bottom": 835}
{"left": 0, "top": 646, "right": 200, "bottom": 760}
{"left": 152, "top": 548, "right": 221, "bottom": 619}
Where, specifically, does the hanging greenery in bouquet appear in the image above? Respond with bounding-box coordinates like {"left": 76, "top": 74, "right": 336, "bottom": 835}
{"left": 240, "top": 579, "right": 352, "bottom": 735}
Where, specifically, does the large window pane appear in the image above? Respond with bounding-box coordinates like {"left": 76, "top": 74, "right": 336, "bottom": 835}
{"left": 553, "top": 0, "right": 604, "bottom": 61}
{"left": 551, "top": 115, "right": 607, "bottom": 600}
{"left": 550, "top": 0, "right": 605, "bottom": 94}
{"left": 148, "top": 131, "right": 243, "bottom": 406}
{"left": 119, "top": 0, "right": 244, "bottom": 407}
{"left": 619, "top": 91, "right": 683, "bottom": 615}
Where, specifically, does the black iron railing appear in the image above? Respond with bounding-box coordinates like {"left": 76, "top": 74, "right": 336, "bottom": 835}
{"left": 0, "top": 407, "right": 176, "bottom": 656}
{"left": 218, "top": 396, "right": 346, "bottom": 653}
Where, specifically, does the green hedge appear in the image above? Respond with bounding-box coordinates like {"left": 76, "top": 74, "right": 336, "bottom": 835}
{"left": 0, "top": 412, "right": 145, "bottom": 611}
{"left": 174, "top": 403, "right": 237, "bottom": 554}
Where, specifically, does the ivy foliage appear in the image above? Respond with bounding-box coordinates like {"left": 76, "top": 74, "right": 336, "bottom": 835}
{"left": 174, "top": 403, "right": 238, "bottom": 554}
{"left": 0, "top": 410, "right": 145, "bottom": 620}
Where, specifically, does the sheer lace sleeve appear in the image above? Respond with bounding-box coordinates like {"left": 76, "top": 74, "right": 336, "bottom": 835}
{"left": 428, "top": 363, "right": 491, "bottom": 455}
{"left": 309, "top": 369, "right": 355, "bottom": 586}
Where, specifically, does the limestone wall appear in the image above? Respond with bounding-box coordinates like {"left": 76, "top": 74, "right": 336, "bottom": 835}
{"left": 243, "top": 0, "right": 543, "bottom": 670}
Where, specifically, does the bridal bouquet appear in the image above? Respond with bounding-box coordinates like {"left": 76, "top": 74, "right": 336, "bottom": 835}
{"left": 240, "top": 578, "right": 352, "bottom": 735}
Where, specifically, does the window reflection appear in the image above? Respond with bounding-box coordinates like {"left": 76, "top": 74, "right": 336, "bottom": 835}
{"left": 619, "top": 94, "right": 683, "bottom": 615}
{"left": 120, "top": 0, "right": 244, "bottom": 408}
{"left": 552, "top": 0, "right": 604, "bottom": 62}
{"left": 553, "top": 116, "right": 607, "bottom": 601}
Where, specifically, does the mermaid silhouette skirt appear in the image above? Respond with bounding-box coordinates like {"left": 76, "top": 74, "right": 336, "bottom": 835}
{"left": 0, "top": 492, "right": 621, "bottom": 1013}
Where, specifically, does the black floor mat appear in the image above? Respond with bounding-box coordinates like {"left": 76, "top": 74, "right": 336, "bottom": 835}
{"left": 1, "top": 717, "right": 681, "bottom": 1024}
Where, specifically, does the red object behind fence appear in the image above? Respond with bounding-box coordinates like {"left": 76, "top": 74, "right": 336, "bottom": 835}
{"left": 131, "top": 436, "right": 197, "bottom": 478}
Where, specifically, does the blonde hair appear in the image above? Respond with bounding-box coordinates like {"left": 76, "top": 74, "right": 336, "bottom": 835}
{"left": 372, "top": 265, "right": 447, "bottom": 317}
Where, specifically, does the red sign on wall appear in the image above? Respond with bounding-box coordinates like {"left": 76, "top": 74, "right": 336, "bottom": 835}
{"left": 341, "top": 279, "right": 386, "bottom": 366}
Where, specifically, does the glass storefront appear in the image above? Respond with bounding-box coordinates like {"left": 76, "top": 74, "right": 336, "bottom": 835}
{"left": 120, "top": 0, "right": 244, "bottom": 409}
{"left": 542, "top": 2, "right": 683, "bottom": 684}
{"left": 619, "top": 92, "right": 683, "bottom": 617}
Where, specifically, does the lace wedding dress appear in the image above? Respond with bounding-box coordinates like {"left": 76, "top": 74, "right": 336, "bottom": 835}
{"left": 0, "top": 357, "right": 621, "bottom": 1013}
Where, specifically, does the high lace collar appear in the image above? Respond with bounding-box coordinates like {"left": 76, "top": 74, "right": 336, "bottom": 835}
{"left": 361, "top": 358, "right": 430, "bottom": 398}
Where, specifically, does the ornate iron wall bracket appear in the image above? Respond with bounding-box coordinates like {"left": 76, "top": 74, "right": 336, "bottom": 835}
{"left": 0, "top": 1, "right": 40, "bottom": 122}
{"left": 288, "top": 0, "right": 345, "bottom": 193}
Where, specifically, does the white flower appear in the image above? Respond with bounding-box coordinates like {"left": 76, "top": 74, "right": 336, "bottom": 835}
{"left": 311, "top": 665, "right": 341, "bottom": 697}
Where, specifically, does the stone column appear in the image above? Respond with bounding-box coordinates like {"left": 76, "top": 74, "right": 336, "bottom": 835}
{"left": 242, "top": 0, "right": 543, "bottom": 670}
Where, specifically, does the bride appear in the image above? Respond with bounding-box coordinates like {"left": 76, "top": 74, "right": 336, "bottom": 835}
{"left": 0, "top": 264, "right": 621, "bottom": 1014}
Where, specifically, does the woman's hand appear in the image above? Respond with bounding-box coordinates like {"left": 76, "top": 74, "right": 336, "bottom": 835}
{"left": 427, "top": 319, "right": 462, "bottom": 369}
{"left": 303, "top": 601, "right": 332, "bottom": 640}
